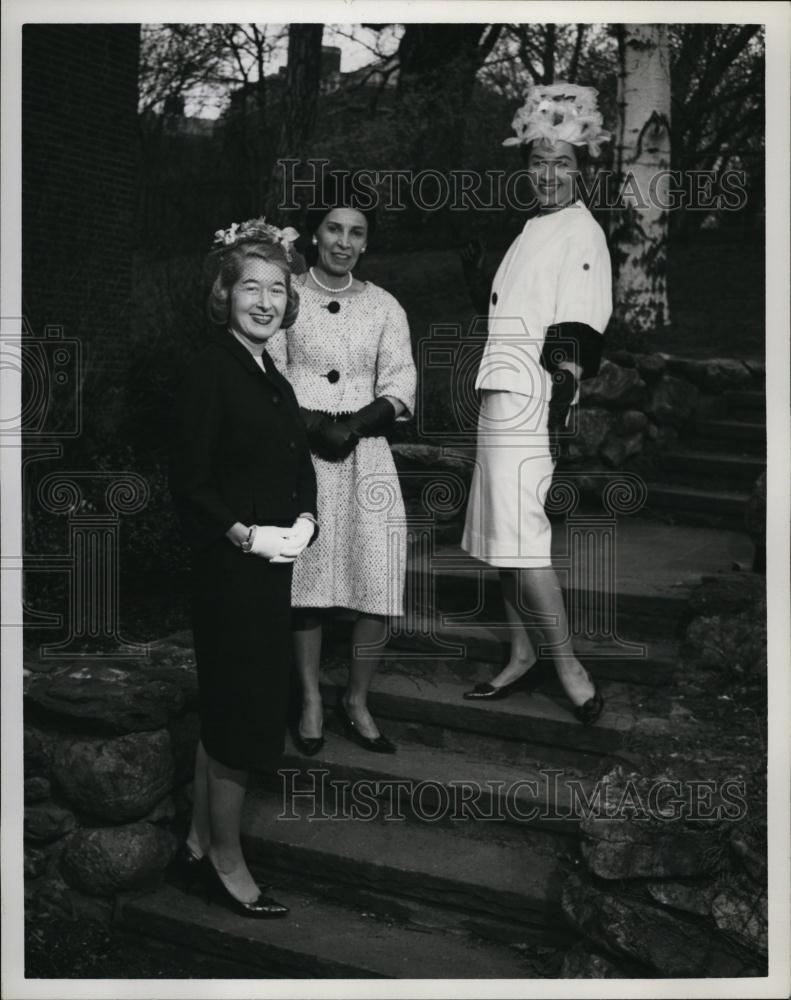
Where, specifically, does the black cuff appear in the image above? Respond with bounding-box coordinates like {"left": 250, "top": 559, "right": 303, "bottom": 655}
{"left": 540, "top": 322, "right": 603, "bottom": 380}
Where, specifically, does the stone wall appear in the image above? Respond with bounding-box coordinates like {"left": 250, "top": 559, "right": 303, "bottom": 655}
{"left": 560, "top": 351, "right": 763, "bottom": 483}
{"left": 561, "top": 570, "right": 768, "bottom": 979}
{"left": 560, "top": 766, "right": 767, "bottom": 978}
{"left": 23, "top": 636, "right": 198, "bottom": 918}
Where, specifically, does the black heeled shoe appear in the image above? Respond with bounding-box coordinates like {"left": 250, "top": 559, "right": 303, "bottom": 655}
{"left": 292, "top": 719, "right": 325, "bottom": 757}
{"left": 574, "top": 687, "right": 604, "bottom": 726}
{"left": 293, "top": 731, "right": 325, "bottom": 756}
{"left": 199, "top": 857, "right": 288, "bottom": 919}
{"left": 336, "top": 701, "right": 396, "bottom": 754}
{"left": 169, "top": 842, "right": 205, "bottom": 892}
{"left": 463, "top": 659, "right": 548, "bottom": 701}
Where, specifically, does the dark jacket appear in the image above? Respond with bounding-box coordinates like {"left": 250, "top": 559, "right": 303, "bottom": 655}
{"left": 169, "top": 331, "right": 318, "bottom": 550}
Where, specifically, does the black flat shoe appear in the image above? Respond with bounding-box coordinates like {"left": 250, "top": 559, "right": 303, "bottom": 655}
{"left": 169, "top": 842, "right": 204, "bottom": 892}
{"left": 463, "top": 660, "right": 548, "bottom": 700}
{"left": 200, "top": 858, "right": 288, "bottom": 919}
{"left": 337, "top": 701, "right": 397, "bottom": 754}
{"left": 574, "top": 688, "right": 604, "bottom": 726}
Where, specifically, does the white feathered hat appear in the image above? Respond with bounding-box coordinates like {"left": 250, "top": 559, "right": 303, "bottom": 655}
{"left": 503, "top": 82, "right": 611, "bottom": 157}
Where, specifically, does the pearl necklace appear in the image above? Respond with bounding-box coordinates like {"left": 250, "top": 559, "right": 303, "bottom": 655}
{"left": 309, "top": 267, "right": 352, "bottom": 293}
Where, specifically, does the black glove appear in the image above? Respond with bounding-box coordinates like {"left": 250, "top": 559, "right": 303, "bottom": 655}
{"left": 300, "top": 408, "right": 356, "bottom": 462}
{"left": 547, "top": 369, "right": 577, "bottom": 457}
{"left": 344, "top": 398, "right": 397, "bottom": 440}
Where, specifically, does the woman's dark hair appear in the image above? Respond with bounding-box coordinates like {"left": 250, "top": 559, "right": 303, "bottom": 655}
{"left": 303, "top": 169, "right": 378, "bottom": 255}
{"left": 205, "top": 240, "right": 300, "bottom": 330}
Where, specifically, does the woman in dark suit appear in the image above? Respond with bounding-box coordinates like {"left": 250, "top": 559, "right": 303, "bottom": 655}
{"left": 169, "top": 219, "right": 317, "bottom": 918}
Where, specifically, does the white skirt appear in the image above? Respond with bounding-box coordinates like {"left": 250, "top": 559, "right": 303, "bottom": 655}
{"left": 461, "top": 390, "right": 555, "bottom": 568}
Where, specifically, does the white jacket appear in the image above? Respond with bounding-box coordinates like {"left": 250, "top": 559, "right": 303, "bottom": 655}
{"left": 475, "top": 201, "right": 612, "bottom": 400}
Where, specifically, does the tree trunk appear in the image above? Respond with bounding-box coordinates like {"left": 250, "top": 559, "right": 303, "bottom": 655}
{"left": 268, "top": 23, "right": 323, "bottom": 218}
{"left": 612, "top": 24, "right": 671, "bottom": 339}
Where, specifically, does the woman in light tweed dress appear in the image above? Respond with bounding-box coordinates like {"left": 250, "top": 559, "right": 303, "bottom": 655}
{"left": 268, "top": 195, "right": 416, "bottom": 754}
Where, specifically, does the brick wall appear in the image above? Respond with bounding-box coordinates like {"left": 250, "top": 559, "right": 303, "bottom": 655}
{"left": 22, "top": 24, "right": 141, "bottom": 378}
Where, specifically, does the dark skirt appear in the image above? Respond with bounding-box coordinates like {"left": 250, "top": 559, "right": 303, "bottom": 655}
{"left": 190, "top": 538, "right": 294, "bottom": 770}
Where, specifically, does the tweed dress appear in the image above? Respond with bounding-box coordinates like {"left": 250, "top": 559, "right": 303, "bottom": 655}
{"left": 268, "top": 280, "right": 416, "bottom": 615}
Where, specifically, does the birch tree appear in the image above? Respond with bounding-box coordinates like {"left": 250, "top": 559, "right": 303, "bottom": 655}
{"left": 612, "top": 24, "right": 672, "bottom": 336}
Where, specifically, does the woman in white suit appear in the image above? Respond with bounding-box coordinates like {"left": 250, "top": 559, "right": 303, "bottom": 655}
{"left": 461, "top": 83, "right": 612, "bottom": 725}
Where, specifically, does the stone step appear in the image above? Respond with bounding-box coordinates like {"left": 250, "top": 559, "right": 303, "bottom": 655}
{"left": 312, "top": 667, "right": 636, "bottom": 772}
{"left": 721, "top": 389, "right": 766, "bottom": 415}
{"left": 239, "top": 786, "right": 574, "bottom": 932}
{"left": 407, "top": 545, "right": 693, "bottom": 642}
{"left": 645, "top": 484, "right": 749, "bottom": 530}
{"left": 328, "top": 617, "right": 677, "bottom": 687}
{"left": 118, "top": 882, "right": 548, "bottom": 979}
{"left": 659, "top": 449, "right": 765, "bottom": 490}
{"left": 686, "top": 418, "right": 766, "bottom": 456}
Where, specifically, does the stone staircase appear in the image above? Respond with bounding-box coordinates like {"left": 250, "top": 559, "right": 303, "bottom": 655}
{"left": 645, "top": 383, "right": 766, "bottom": 530}
{"left": 116, "top": 518, "right": 753, "bottom": 978}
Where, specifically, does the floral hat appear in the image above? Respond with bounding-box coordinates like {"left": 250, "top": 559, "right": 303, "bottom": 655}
{"left": 503, "top": 82, "right": 611, "bottom": 157}
{"left": 212, "top": 217, "right": 300, "bottom": 262}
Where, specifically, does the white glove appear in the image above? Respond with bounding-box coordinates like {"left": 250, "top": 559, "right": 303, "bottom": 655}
{"left": 249, "top": 525, "right": 293, "bottom": 560}
{"left": 278, "top": 516, "right": 316, "bottom": 559}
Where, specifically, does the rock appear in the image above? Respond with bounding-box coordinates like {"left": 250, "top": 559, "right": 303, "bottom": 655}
{"left": 25, "top": 776, "right": 52, "bottom": 803}
{"left": 168, "top": 711, "right": 201, "bottom": 785}
{"left": 52, "top": 729, "right": 175, "bottom": 823}
{"left": 646, "top": 375, "right": 699, "bottom": 427}
{"left": 390, "top": 443, "right": 473, "bottom": 518}
{"left": 24, "top": 727, "right": 52, "bottom": 777}
{"left": 580, "top": 361, "right": 646, "bottom": 408}
{"left": 580, "top": 815, "right": 722, "bottom": 880}
{"left": 25, "top": 662, "right": 187, "bottom": 736}
{"left": 634, "top": 353, "right": 666, "bottom": 382}
{"left": 25, "top": 802, "right": 77, "bottom": 843}
{"left": 600, "top": 432, "right": 644, "bottom": 469}
{"left": 600, "top": 435, "right": 626, "bottom": 468}
{"left": 646, "top": 881, "right": 717, "bottom": 917}
{"left": 654, "top": 424, "right": 679, "bottom": 449}
{"left": 60, "top": 822, "right": 175, "bottom": 897}
{"left": 606, "top": 349, "right": 636, "bottom": 368}
{"left": 688, "top": 573, "right": 765, "bottom": 616}
{"left": 712, "top": 878, "right": 768, "bottom": 956}
{"left": 614, "top": 410, "right": 649, "bottom": 436}
{"left": 25, "top": 846, "right": 49, "bottom": 879}
{"left": 562, "top": 872, "right": 760, "bottom": 977}
{"left": 566, "top": 408, "right": 613, "bottom": 460}
{"left": 561, "top": 941, "right": 636, "bottom": 978}
{"left": 142, "top": 794, "right": 176, "bottom": 825}
{"left": 25, "top": 873, "right": 76, "bottom": 919}
{"left": 730, "top": 825, "right": 767, "bottom": 883}
{"left": 391, "top": 443, "right": 472, "bottom": 476}
{"left": 666, "top": 357, "right": 752, "bottom": 392}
